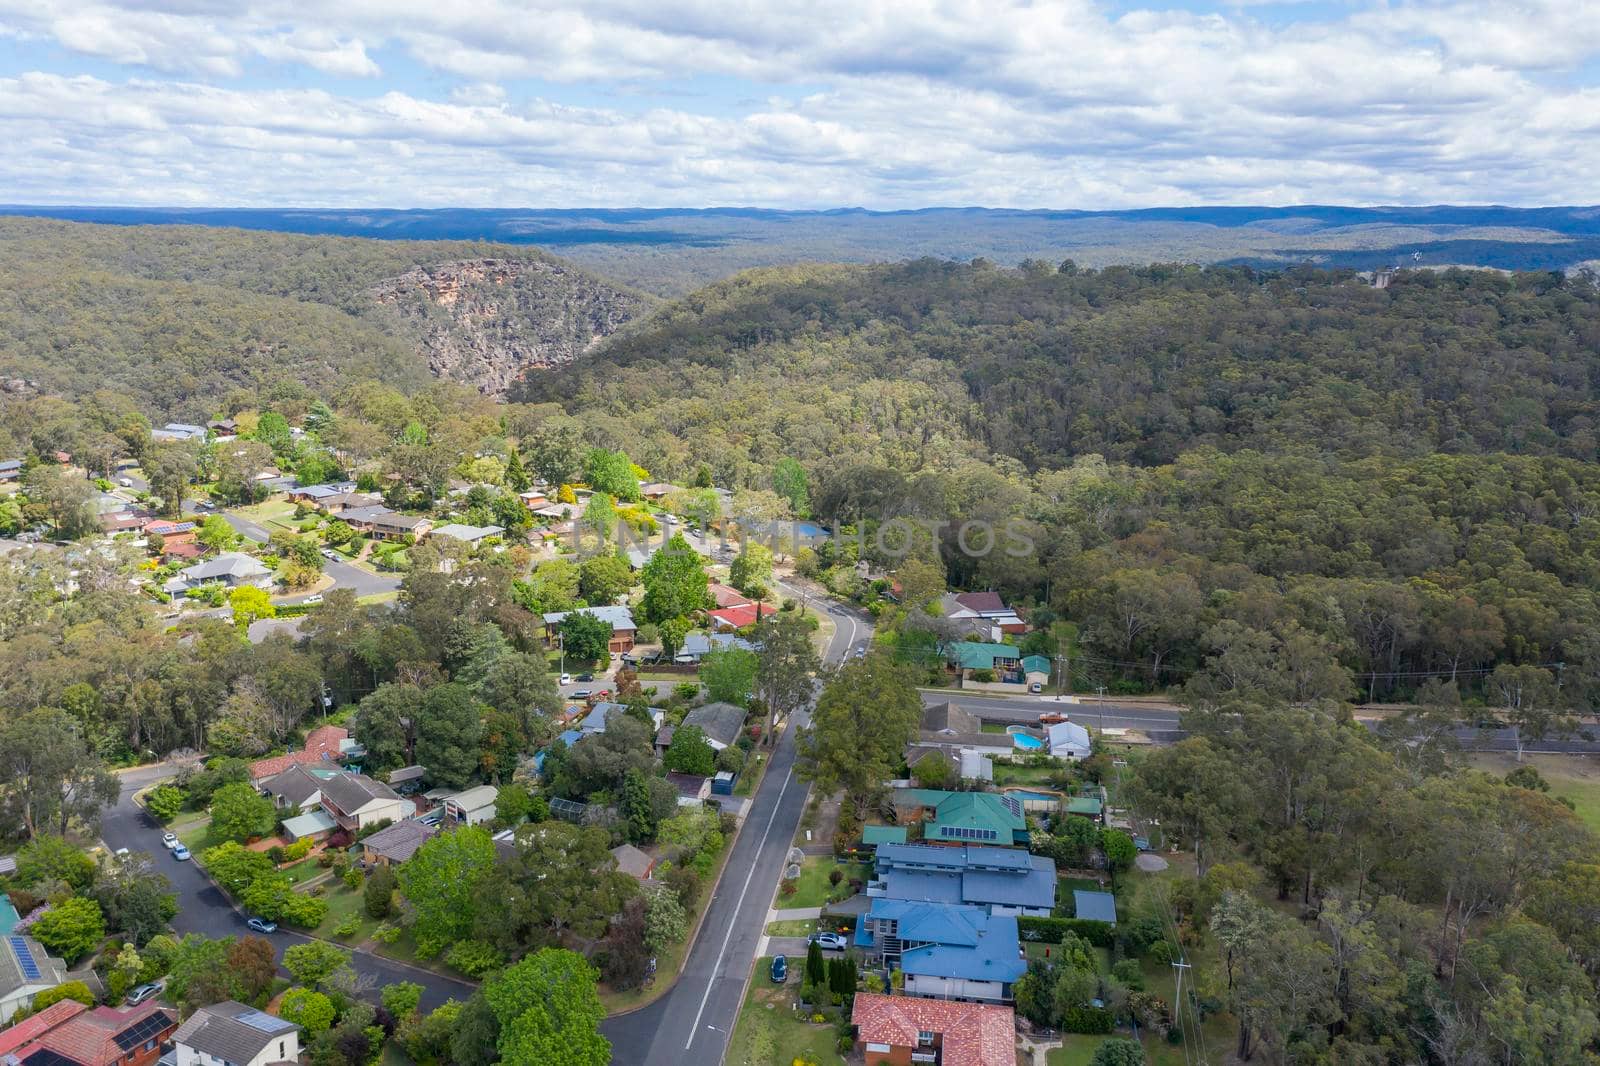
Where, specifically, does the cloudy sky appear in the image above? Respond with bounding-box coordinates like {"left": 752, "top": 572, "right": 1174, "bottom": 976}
{"left": 1, "top": 0, "right": 1597, "bottom": 209}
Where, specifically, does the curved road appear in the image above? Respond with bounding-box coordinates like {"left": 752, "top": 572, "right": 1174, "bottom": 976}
{"left": 599, "top": 585, "right": 865, "bottom": 1065}
{"left": 100, "top": 766, "right": 476, "bottom": 1012}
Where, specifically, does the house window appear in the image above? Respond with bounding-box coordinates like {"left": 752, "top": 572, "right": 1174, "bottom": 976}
{"left": 918, "top": 1030, "right": 936, "bottom": 1046}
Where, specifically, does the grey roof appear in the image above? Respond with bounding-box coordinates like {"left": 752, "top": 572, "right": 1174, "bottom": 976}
{"left": 262, "top": 764, "right": 329, "bottom": 806}
{"left": 541, "top": 605, "right": 637, "bottom": 631}
{"left": 681, "top": 632, "right": 756, "bottom": 657}
{"left": 0, "top": 855, "right": 15, "bottom": 876}
{"left": 430, "top": 522, "right": 504, "bottom": 542}
{"left": 361, "top": 819, "right": 437, "bottom": 862}
{"left": 173, "top": 1000, "right": 300, "bottom": 1062}
{"left": 0, "top": 932, "right": 65, "bottom": 998}
{"left": 581, "top": 702, "right": 663, "bottom": 733}
{"left": 0, "top": 460, "right": 21, "bottom": 473}
{"left": 388, "top": 765, "right": 426, "bottom": 784}
{"left": 181, "top": 552, "right": 270, "bottom": 581}
{"left": 610, "top": 843, "right": 655, "bottom": 878}
{"left": 316, "top": 770, "right": 402, "bottom": 815}
{"left": 876, "top": 843, "right": 1056, "bottom": 912}
{"left": 1074, "top": 890, "right": 1118, "bottom": 924}
{"left": 921, "top": 701, "right": 981, "bottom": 735}
{"left": 680, "top": 701, "right": 746, "bottom": 748}
{"left": 338, "top": 505, "right": 396, "bottom": 524}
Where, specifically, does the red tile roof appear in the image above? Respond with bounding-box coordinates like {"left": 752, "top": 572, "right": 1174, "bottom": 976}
{"left": 0, "top": 1001, "right": 88, "bottom": 1057}
{"left": 28, "top": 1003, "right": 177, "bottom": 1066}
{"left": 851, "top": 993, "right": 1016, "bottom": 1066}
{"left": 708, "top": 603, "right": 768, "bottom": 629}
{"left": 249, "top": 725, "right": 349, "bottom": 781}
{"left": 163, "top": 542, "right": 204, "bottom": 559}
{"left": 955, "top": 591, "right": 1008, "bottom": 613}
{"left": 707, "top": 582, "right": 751, "bottom": 609}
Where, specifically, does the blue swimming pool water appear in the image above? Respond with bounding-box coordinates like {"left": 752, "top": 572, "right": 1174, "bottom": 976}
{"left": 792, "top": 521, "right": 825, "bottom": 538}
{"left": 1012, "top": 734, "right": 1045, "bottom": 751}
{"left": 1007, "top": 789, "right": 1061, "bottom": 803}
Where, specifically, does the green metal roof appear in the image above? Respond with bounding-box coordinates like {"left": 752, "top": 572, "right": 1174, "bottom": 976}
{"left": 950, "top": 641, "right": 1022, "bottom": 670}
{"left": 1065, "top": 796, "right": 1103, "bottom": 816}
{"left": 924, "top": 791, "right": 1027, "bottom": 843}
{"left": 1021, "top": 655, "right": 1051, "bottom": 674}
{"left": 862, "top": 826, "right": 908, "bottom": 846}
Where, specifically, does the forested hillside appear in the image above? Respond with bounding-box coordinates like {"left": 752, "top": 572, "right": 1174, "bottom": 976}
{"left": 0, "top": 217, "right": 649, "bottom": 412}
{"left": 522, "top": 261, "right": 1600, "bottom": 703}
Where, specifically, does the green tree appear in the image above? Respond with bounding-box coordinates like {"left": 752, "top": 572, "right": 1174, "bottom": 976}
{"left": 620, "top": 768, "right": 657, "bottom": 843}
{"left": 658, "top": 615, "right": 691, "bottom": 659}
{"left": 283, "top": 941, "right": 353, "bottom": 991}
{"left": 505, "top": 448, "right": 532, "bottom": 493}
{"left": 643, "top": 885, "right": 688, "bottom": 953}
{"left": 578, "top": 554, "right": 634, "bottom": 605}
{"left": 728, "top": 543, "right": 773, "bottom": 596}
{"left": 364, "top": 863, "right": 398, "bottom": 919}
{"left": 584, "top": 448, "right": 640, "bottom": 502}
{"left": 0, "top": 709, "right": 119, "bottom": 839}
{"left": 279, "top": 987, "right": 336, "bottom": 1033}
{"left": 638, "top": 534, "right": 710, "bottom": 623}
{"left": 196, "top": 513, "right": 239, "bottom": 552}
{"left": 475, "top": 822, "right": 635, "bottom": 950}
{"left": 700, "top": 647, "right": 758, "bottom": 704}
{"left": 771, "top": 457, "right": 810, "bottom": 516}
{"left": 1089, "top": 1037, "right": 1146, "bottom": 1066}
{"left": 1100, "top": 829, "right": 1137, "bottom": 874}
{"left": 798, "top": 656, "right": 920, "bottom": 819}
{"left": 664, "top": 724, "right": 716, "bottom": 776}
{"left": 414, "top": 683, "right": 485, "bottom": 790}
{"left": 561, "top": 609, "right": 615, "bottom": 663}
{"left": 32, "top": 981, "right": 95, "bottom": 1012}
{"left": 382, "top": 981, "right": 425, "bottom": 1021}
{"left": 484, "top": 949, "right": 610, "bottom": 1066}
{"left": 753, "top": 613, "right": 820, "bottom": 746}
{"left": 209, "top": 781, "right": 276, "bottom": 842}
{"left": 397, "top": 825, "right": 498, "bottom": 957}
{"left": 581, "top": 491, "right": 617, "bottom": 542}
{"left": 354, "top": 682, "right": 422, "bottom": 771}
{"left": 144, "top": 784, "right": 184, "bottom": 822}
{"left": 31, "top": 897, "right": 106, "bottom": 963}
{"left": 229, "top": 585, "right": 276, "bottom": 630}
{"left": 523, "top": 424, "right": 584, "bottom": 488}
{"left": 226, "top": 935, "right": 278, "bottom": 1004}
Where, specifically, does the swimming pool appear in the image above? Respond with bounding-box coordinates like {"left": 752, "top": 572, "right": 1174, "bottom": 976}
{"left": 1005, "top": 789, "right": 1061, "bottom": 803}
{"left": 1012, "top": 733, "right": 1045, "bottom": 751}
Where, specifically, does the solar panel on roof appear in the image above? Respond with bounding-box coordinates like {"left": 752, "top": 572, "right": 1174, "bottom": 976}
{"left": 236, "top": 1007, "right": 292, "bottom": 1032}
{"left": 10, "top": 936, "right": 40, "bottom": 979}
{"left": 17, "top": 1048, "right": 76, "bottom": 1066}
{"left": 114, "top": 1011, "right": 174, "bottom": 1051}
{"left": 1002, "top": 796, "right": 1022, "bottom": 817}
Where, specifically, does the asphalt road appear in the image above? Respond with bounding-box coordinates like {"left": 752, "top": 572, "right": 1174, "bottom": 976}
{"left": 923, "top": 691, "right": 1600, "bottom": 755}
{"left": 100, "top": 765, "right": 476, "bottom": 1012}
{"left": 599, "top": 588, "right": 864, "bottom": 1066}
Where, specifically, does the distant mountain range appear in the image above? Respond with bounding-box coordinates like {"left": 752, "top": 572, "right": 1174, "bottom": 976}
{"left": 5, "top": 204, "right": 1599, "bottom": 296}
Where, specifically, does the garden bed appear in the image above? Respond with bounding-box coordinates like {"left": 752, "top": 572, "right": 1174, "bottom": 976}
{"left": 724, "top": 959, "right": 847, "bottom": 1066}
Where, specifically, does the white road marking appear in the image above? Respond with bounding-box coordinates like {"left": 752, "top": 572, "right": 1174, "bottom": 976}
{"left": 685, "top": 761, "right": 799, "bottom": 1050}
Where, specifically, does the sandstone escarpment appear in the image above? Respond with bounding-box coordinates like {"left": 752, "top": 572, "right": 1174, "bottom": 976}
{"left": 369, "top": 258, "right": 651, "bottom": 396}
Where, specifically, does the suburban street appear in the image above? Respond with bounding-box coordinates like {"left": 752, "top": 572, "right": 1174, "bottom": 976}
{"left": 599, "top": 588, "right": 864, "bottom": 1066}
{"left": 99, "top": 765, "right": 477, "bottom": 1012}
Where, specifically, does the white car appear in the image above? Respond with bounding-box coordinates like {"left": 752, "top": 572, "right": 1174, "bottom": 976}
{"left": 303, "top": 594, "right": 323, "bottom": 604}
{"left": 560, "top": 673, "right": 572, "bottom": 684}
{"left": 161, "top": 832, "right": 179, "bottom": 850}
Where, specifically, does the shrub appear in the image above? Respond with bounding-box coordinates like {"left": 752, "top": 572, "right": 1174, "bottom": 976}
{"left": 1061, "top": 1005, "right": 1115, "bottom": 1034}
{"left": 1017, "top": 915, "right": 1117, "bottom": 947}
{"left": 342, "top": 867, "right": 363, "bottom": 890}
{"left": 364, "top": 865, "right": 397, "bottom": 919}
{"left": 332, "top": 913, "right": 361, "bottom": 939}
{"left": 371, "top": 923, "right": 402, "bottom": 945}
{"left": 267, "top": 846, "right": 287, "bottom": 866}
{"left": 143, "top": 785, "right": 185, "bottom": 822}
{"left": 828, "top": 868, "right": 844, "bottom": 886}
{"left": 32, "top": 981, "right": 95, "bottom": 1012}
{"left": 1111, "top": 958, "right": 1146, "bottom": 991}
{"left": 779, "top": 880, "right": 798, "bottom": 898}
{"left": 444, "top": 940, "right": 505, "bottom": 978}
{"left": 1148, "top": 940, "right": 1178, "bottom": 964}
{"left": 283, "top": 837, "right": 314, "bottom": 862}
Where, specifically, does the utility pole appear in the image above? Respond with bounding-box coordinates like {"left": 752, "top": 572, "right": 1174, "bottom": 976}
{"left": 1096, "top": 685, "right": 1106, "bottom": 736}
{"left": 1172, "top": 959, "right": 1194, "bottom": 1066}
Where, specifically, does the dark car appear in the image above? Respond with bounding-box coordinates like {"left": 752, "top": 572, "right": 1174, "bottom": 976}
{"left": 576, "top": 673, "right": 594, "bottom": 682}
{"left": 245, "top": 916, "right": 277, "bottom": 934}
{"left": 770, "top": 955, "right": 787, "bottom": 983}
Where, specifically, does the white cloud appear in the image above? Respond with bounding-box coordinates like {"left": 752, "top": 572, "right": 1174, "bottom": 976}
{"left": 0, "top": 0, "right": 1596, "bottom": 206}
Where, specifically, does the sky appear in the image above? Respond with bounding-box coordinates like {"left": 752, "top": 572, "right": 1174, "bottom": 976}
{"left": 0, "top": 0, "right": 1597, "bottom": 209}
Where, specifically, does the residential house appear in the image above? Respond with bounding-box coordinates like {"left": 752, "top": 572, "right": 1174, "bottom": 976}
{"left": 911, "top": 702, "right": 1013, "bottom": 769}
{"left": 142, "top": 520, "right": 196, "bottom": 545}
{"left": 517, "top": 490, "right": 551, "bottom": 510}
{"left": 1022, "top": 655, "right": 1051, "bottom": 689}
{"left": 338, "top": 506, "right": 430, "bottom": 540}
{"left": 940, "top": 591, "right": 1027, "bottom": 639}
{"left": 1047, "top": 721, "right": 1092, "bottom": 761}
{"left": 386, "top": 766, "right": 426, "bottom": 793}
{"left": 206, "top": 418, "right": 238, "bottom": 435}
{"left": 314, "top": 491, "right": 380, "bottom": 515}
{"left": 708, "top": 603, "right": 769, "bottom": 631}
{"left": 171, "top": 1001, "right": 300, "bottom": 1066}
{"left": 869, "top": 843, "right": 1056, "bottom": 917}
{"left": 676, "top": 701, "right": 746, "bottom": 751}
{"left": 639, "top": 482, "right": 682, "bottom": 501}
{"left": 610, "top": 843, "right": 656, "bottom": 881}
{"left": 850, "top": 992, "right": 1016, "bottom": 1066}
{"left": 0, "top": 459, "right": 21, "bottom": 484}
{"left": 1073, "top": 890, "right": 1117, "bottom": 925}
{"left": 150, "top": 423, "right": 206, "bottom": 443}
{"left": 162, "top": 552, "right": 272, "bottom": 594}
{"left": 361, "top": 820, "right": 437, "bottom": 866}
{"left": 443, "top": 785, "right": 498, "bottom": 827}
{"left": 894, "top": 790, "right": 1028, "bottom": 846}
{"left": 428, "top": 523, "right": 504, "bottom": 546}
{"left": 0, "top": 1001, "right": 87, "bottom": 1061}
{"left": 0, "top": 934, "right": 67, "bottom": 1024}
{"left": 676, "top": 631, "right": 756, "bottom": 663}
{"left": 247, "top": 725, "right": 350, "bottom": 785}
{"left": 862, "top": 826, "right": 908, "bottom": 850}
{"left": 286, "top": 483, "right": 350, "bottom": 504}
{"left": 541, "top": 605, "right": 637, "bottom": 653}
{"left": 580, "top": 702, "right": 665, "bottom": 736}
{"left": 906, "top": 746, "right": 995, "bottom": 784}
{"left": 948, "top": 643, "right": 1024, "bottom": 685}
{"left": 279, "top": 809, "right": 337, "bottom": 842}
{"left": 260, "top": 764, "right": 341, "bottom": 810}
{"left": 0, "top": 1000, "right": 177, "bottom": 1066}
{"left": 666, "top": 772, "right": 711, "bottom": 807}
{"left": 1062, "top": 795, "right": 1104, "bottom": 822}
{"left": 706, "top": 582, "right": 751, "bottom": 609}
{"left": 854, "top": 899, "right": 1026, "bottom": 1003}
{"left": 314, "top": 771, "right": 409, "bottom": 834}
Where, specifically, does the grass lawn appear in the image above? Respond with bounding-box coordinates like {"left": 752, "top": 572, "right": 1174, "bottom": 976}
{"left": 765, "top": 919, "right": 818, "bottom": 937}
{"left": 1467, "top": 752, "right": 1600, "bottom": 833}
{"left": 311, "top": 882, "right": 382, "bottom": 944}
{"left": 993, "top": 762, "right": 1060, "bottom": 787}
{"left": 358, "top": 590, "right": 400, "bottom": 605}
{"left": 980, "top": 721, "right": 1011, "bottom": 734}
{"left": 233, "top": 499, "right": 299, "bottom": 529}
{"left": 736, "top": 752, "right": 768, "bottom": 797}
{"left": 280, "top": 859, "right": 325, "bottom": 887}
{"left": 779, "top": 858, "right": 870, "bottom": 910}
{"left": 175, "top": 819, "right": 228, "bottom": 856}
{"left": 724, "top": 958, "right": 847, "bottom": 1066}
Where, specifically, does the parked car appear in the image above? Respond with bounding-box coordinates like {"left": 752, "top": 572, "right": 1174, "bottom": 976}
{"left": 808, "top": 932, "right": 848, "bottom": 951}
{"left": 322, "top": 548, "right": 339, "bottom": 560}
{"left": 303, "top": 594, "right": 323, "bottom": 604}
{"left": 161, "top": 832, "right": 179, "bottom": 849}
{"left": 1038, "top": 712, "right": 1070, "bottom": 725}
{"left": 118, "top": 477, "right": 134, "bottom": 488}
{"left": 576, "top": 673, "right": 594, "bottom": 682}
{"left": 770, "top": 955, "right": 787, "bottom": 983}
{"left": 125, "top": 981, "right": 164, "bottom": 1006}
{"left": 1028, "top": 681, "right": 1044, "bottom": 693}
{"left": 592, "top": 689, "right": 611, "bottom": 700}
{"left": 559, "top": 673, "right": 572, "bottom": 684}
{"left": 171, "top": 844, "right": 191, "bottom": 861}
{"left": 674, "top": 653, "right": 695, "bottom": 664}
{"left": 573, "top": 689, "right": 593, "bottom": 700}
{"left": 245, "top": 917, "right": 277, "bottom": 934}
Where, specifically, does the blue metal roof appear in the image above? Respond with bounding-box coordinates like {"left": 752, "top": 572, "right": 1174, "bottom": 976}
{"left": 867, "top": 902, "right": 1025, "bottom": 983}
{"left": 876, "top": 843, "right": 1056, "bottom": 912}
{"left": 1074, "top": 890, "right": 1118, "bottom": 924}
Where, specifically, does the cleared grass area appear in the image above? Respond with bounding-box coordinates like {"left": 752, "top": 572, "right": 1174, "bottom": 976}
{"left": 311, "top": 882, "right": 382, "bottom": 944}
{"left": 725, "top": 958, "right": 847, "bottom": 1066}
{"left": 980, "top": 721, "right": 1011, "bottom": 734}
{"left": 764, "top": 919, "right": 818, "bottom": 937}
{"left": 992, "top": 762, "right": 1060, "bottom": 787}
{"left": 232, "top": 499, "right": 299, "bottom": 530}
{"left": 778, "top": 858, "right": 870, "bottom": 910}
{"left": 1467, "top": 752, "right": 1600, "bottom": 833}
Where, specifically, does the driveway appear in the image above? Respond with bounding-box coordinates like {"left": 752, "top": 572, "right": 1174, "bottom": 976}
{"left": 100, "top": 766, "right": 475, "bottom": 1012}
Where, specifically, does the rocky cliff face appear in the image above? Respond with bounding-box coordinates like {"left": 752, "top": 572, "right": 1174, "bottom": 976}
{"left": 368, "top": 257, "right": 651, "bottom": 396}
